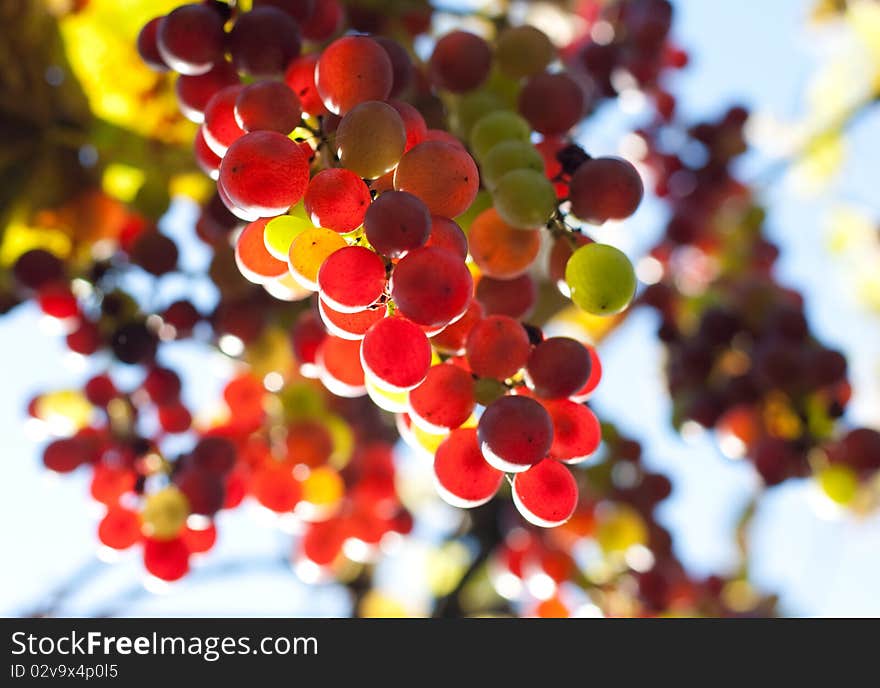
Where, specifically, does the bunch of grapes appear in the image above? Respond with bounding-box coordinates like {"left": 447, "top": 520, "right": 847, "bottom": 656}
{"left": 135, "top": 0, "right": 650, "bottom": 529}
{"left": 632, "top": 106, "right": 880, "bottom": 505}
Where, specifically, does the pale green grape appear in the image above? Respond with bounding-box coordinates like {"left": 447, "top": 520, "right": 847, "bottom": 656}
{"left": 492, "top": 169, "right": 556, "bottom": 229}
{"left": 452, "top": 91, "right": 505, "bottom": 139}
{"left": 482, "top": 140, "right": 545, "bottom": 190}
{"left": 470, "top": 110, "right": 531, "bottom": 161}
{"left": 565, "top": 243, "right": 636, "bottom": 315}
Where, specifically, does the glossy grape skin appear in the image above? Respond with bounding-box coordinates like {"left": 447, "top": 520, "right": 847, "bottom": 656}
{"left": 284, "top": 54, "right": 327, "bottom": 117}
{"left": 394, "top": 141, "right": 479, "bottom": 218}
{"left": 568, "top": 157, "right": 644, "bottom": 223}
{"left": 409, "top": 364, "right": 475, "bottom": 432}
{"left": 318, "top": 335, "right": 367, "bottom": 397}
{"left": 565, "top": 243, "right": 637, "bottom": 316}
{"left": 335, "top": 101, "right": 406, "bottom": 179}
{"left": 203, "top": 85, "right": 246, "bottom": 156}
{"left": 317, "top": 246, "right": 387, "bottom": 313}
{"left": 478, "top": 395, "right": 554, "bottom": 472}
{"left": 390, "top": 247, "right": 473, "bottom": 328}
{"left": 425, "top": 216, "right": 468, "bottom": 260}
{"left": 318, "top": 299, "right": 387, "bottom": 340}
{"left": 470, "top": 111, "right": 531, "bottom": 161}
{"left": 512, "top": 459, "right": 578, "bottom": 527}
{"left": 219, "top": 131, "right": 310, "bottom": 218}
{"left": 304, "top": 169, "right": 371, "bottom": 233}
{"left": 465, "top": 315, "right": 531, "bottom": 381}
{"left": 361, "top": 316, "right": 432, "bottom": 391}
{"left": 433, "top": 428, "right": 503, "bottom": 508}
{"left": 364, "top": 191, "right": 431, "bottom": 258}
{"left": 518, "top": 72, "right": 585, "bottom": 136}
{"left": 194, "top": 126, "right": 221, "bottom": 179}
{"left": 176, "top": 61, "right": 240, "bottom": 123}
{"left": 429, "top": 31, "right": 492, "bottom": 93}
{"left": 316, "top": 36, "right": 393, "bottom": 115}
{"left": 544, "top": 400, "right": 601, "bottom": 463}
{"left": 157, "top": 5, "right": 225, "bottom": 76}
{"left": 469, "top": 209, "right": 541, "bottom": 280}
{"left": 228, "top": 7, "right": 302, "bottom": 77}
{"left": 137, "top": 17, "right": 169, "bottom": 71}
{"left": 525, "top": 337, "right": 592, "bottom": 399}
{"left": 234, "top": 81, "right": 302, "bottom": 134}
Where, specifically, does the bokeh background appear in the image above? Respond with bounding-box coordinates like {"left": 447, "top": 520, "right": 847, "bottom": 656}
{"left": 2, "top": 0, "right": 880, "bottom": 617}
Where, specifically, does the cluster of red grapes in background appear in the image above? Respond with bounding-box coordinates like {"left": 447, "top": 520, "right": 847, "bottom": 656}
{"left": 633, "top": 106, "right": 880, "bottom": 502}
{"left": 133, "top": 0, "right": 650, "bottom": 531}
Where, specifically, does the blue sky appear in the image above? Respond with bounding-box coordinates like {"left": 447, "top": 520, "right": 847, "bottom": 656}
{"left": 1, "top": 0, "right": 879, "bottom": 617}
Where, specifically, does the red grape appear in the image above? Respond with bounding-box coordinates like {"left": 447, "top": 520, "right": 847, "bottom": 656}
{"left": 228, "top": 6, "right": 302, "bottom": 77}
{"left": 525, "top": 337, "right": 592, "bottom": 399}
{"left": 518, "top": 72, "right": 585, "bottom": 136}
{"left": 391, "top": 247, "right": 473, "bottom": 328}
{"left": 284, "top": 54, "right": 327, "bottom": 117}
{"left": 430, "top": 299, "right": 483, "bottom": 355}
{"left": 316, "top": 36, "right": 393, "bottom": 115}
{"left": 394, "top": 141, "right": 479, "bottom": 218}
{"left": 364, "top": 191, "right": 431, "bottom": 258}
{"left": 544, "top": 400, "right": 601, "bottom": 463}
{"left": 466, "top": 315, "right": 530, "bottom": 381}
{"left": 512, "top": 459, "right": 577, "bottom": 527}
{"left": 429, "top": 31, "right": 492, "bottom": 93}
{"left": 318, "top": 298, "right": 387, "bottom": 340}
{"left": 144, "top": 537, "right": 190, "bottom": 581}
{"left": 478, "top": 395, "right": 553, "bottom": 472}
{"left": 304, "top": 169, "right": 371, "bottom": 233}
{"left": 409, "top": 364, "right": 475, "bottom": 432}
{"left": 434, "top": 428, "right": 503, "bottom": 508}
{"left": 234, "top": 81, "right": 302, "bottom": 134}
{"left": 203, "top": 85, "right": 246, "bottom": 156}
{"left": 317, "top": 246, "right": 387, "bottom": 313}
{"left": 137, "top": 17, "right": 169, "bottom": 71}
{"left": 476, "top": 273, "right": 537, "bottom": 319}
{"left": 569, "top": 157, "right": 644, "bottom": 223}
{"left": 361, "top": 316, "right": 431, "bottom": 391}
{"left": 157, "top": 4, "right": 225, "bottom": 76}
{"left": 176, "top": 60, "right": 240, "bottom": 123}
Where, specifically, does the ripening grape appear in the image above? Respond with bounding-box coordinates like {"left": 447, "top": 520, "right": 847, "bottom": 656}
{"left": 374, "top": 37, "right": 414, "bottom": 98}
{"left": 482, "top": 140, "right": 545, "bottom": 190}
{"left": 361, "top": 316, "right": 432, "bottom": 391}
{"left": 495, "top": 25, "right": 556, "bottom": 79}
{"left": 570, "top": 345, "right": 603, "bottom": 402}
{"left": 476, "top": 273, "right": 537, "bottom": 319}
{"left": 469, "top": 208, "right": 541, "bottom": 279}
{"left": 318, "top": 335, "right": 367, "bottom": 397}
{"left": 390, "top": 247, "right": 473, "bottom": 328}
{"left": 287, "top": 227, "right": 348, "bottom": 291}
{"left": 176, "top": 61, "right": 240, "bottom": 123}
{"left": 525, "top": 337, "right": 592, "bottom": 399}
{"left": 478, "top": 395, "right": 554, "bottom": 472}
{"left": 137, "top": 17, "right": 169, "bottom": 71}
{"left": 234, "top": 81, "right": 303, "bottom": 134}
{"left": 389, "top": 100, "right": 428, "bottom": 151}
{"left": 568, "top": 157, "right": 644, "bottom": 223}
{"left": 364, "top": 191, "right": 431, "bottom": 258}
{"left": 157, "top": 4, "right": 225, "bottom": 76}
{"left": 235, "top": 218, "right": 288, "bottom": 283}
{"left": 565, "top": 243, "right": 637, "bottom": 315}
{"left": 335, "top": 101, "right": 406, "bottom": 179}
{"left": 466, "top": 315, "right": 531, "bottom": 381}
{"left": 304, "top": 169, "right": 371, "bottom": 233}
{"left": 317, "top": 246, "right": 387, "bottom": 313}
{"left": 393, "top": 141, "right": 479, "bottom": 217}
{"left": 512, "top": 459, "right": 578, "bottom": 527}
{"left": 203, "top": 85, "right": 246, "bottom": 156}
{"left": 219, "top": 131, "right": 310, "bottom": 217}
{"left": 142, "top": 486, "right": 189, "bottom": 540}
{"left": 470, "top": 111, "right": 531, "bottom": 161}
{"left": 544, "top": 400, "right": 601, "bottom": 463}
{"left": 493, "top": 169, "right": 557, "bottom": 229}
{"left": 433, "top": 428, "right": 503, "bottom": 508}
{"left": 518, "top": 72, "right": 585, "bottom": 136}
{"left": 194, "top": 126, "right": 221, "bottom": 179}
{"left": 316, "top": 36, "right": 393, "bottom": 114}
{"left": 284, "top": 54, "right": 327, "bottom": 117}
{"left": 263, "top": 213, "right": 310, "bottom": 259}
{"left": 425, "top": 216, "right": 468, "bottom": 260}
{"left": 430, "top": 299, "right": 483, "bottom": 356}
{"left": 318, "top": 298, "right": 387, "bottom": 340}
{"left": 228, "top": 7, "right": 302, "bottom": 77}
{"left": 429, "top": 31, "right": 492, "bottom": 93}
{"left": 409, "top": 364, "right": 476, "bottom": 433}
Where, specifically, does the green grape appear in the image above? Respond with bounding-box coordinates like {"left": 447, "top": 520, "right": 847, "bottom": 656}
{"left": 565, "top": 243, "right": 636, "bottom": 315}
{"left": 264, "top": 212, "right": 311, "bottom": 260}
{"left": 455, "top": 189, "right": 492, "bottom": 233}
{"left": 484, "top": 68, "right": 521, "bottom": 108}
{"left": 470, "top": 110, "right": 531, "bottom": 161}
{"left": 452, "top": 91, "right": 505, "bottom": 139}
{"left": 482, "top": 140, "right": 545, "bottom": 190}
{"left": 493, "top": 169, "right": 556, "bottom": 229}
{"left": 495, "top": 25, "right": 556, "bottom": 79}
